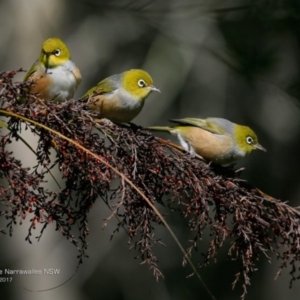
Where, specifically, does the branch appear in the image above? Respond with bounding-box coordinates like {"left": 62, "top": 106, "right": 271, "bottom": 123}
{"left": 0, "top": 70, "right": 299, "bottom": 299}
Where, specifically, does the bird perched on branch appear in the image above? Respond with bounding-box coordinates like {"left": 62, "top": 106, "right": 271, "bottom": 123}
{"left": 148, "top": 117, "right": 266, "bottom": 164}
{"left": 24, "top": 37, "right": 81, "bottom": 102}
{"left": 82, "top": 69, "right": 160, "bottom": 123}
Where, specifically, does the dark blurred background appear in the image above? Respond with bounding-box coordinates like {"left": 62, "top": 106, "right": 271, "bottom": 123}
{"left": 1, "top": 0, "right": 300, "bottom": 299}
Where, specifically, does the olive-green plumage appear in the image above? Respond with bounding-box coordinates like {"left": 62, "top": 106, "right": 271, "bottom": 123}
{"left": 148, "top": 117, "right": 266, "bottom": 164}
{"left": 83, "top": 69, "right": 160, "bottom": 123}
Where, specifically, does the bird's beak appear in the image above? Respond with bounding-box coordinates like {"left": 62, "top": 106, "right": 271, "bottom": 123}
{"left": 149, "top": 86, "right": 161, "bottom": 93}
{"left": 43, "top": 51, "right": 51, "bottom": 72}
{"left": 254, "top": 143, "right": 267, "bottom": 152}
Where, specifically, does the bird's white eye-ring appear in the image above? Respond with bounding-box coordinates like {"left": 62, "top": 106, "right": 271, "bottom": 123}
{"left": 138, "top": 79, "right": 146, "bottom": 88}
{"left": 246, "top": 136, "right": 254, "bottom": 145}
{"left": 54, "top": 49, "right": 61, "bottom": 57}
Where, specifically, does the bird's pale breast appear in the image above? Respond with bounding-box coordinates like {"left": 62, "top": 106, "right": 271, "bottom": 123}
{"left": 28, "top": 61, "right": 80, "bottom": 102}
{"left": 88, "top": 89, "right": 144, "bottom": 123}
{"left": 178, "top": 126, "right": 239, "bottom": 164}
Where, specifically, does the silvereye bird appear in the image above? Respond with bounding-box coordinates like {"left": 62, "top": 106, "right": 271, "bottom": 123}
{"left": 83, "top": 69, "right": 160, "bottom": 123}
{"left": 148, "top": 117, "right": 266, "bottom": 164}
{"left": 24, "top": 37, "right": 81, "bottom": 102}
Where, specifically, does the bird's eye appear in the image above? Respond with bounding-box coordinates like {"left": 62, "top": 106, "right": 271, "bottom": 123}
{"left": 54, "top": 49, "right": 61, "bottom": 57}
{"left": 138, "top": 79, "right": 146, "bottom": 88}
{"left": 246, "top": 136, "right": 254, "bottom": 145}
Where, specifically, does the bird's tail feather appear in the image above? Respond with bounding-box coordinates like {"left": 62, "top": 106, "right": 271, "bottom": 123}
{"left": 146, "top": 126, "right": 172, "bottom": 133}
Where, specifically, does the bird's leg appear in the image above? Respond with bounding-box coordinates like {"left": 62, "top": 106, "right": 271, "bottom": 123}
{"left": 129, "top": 122, "right": 142, "bottom": 133}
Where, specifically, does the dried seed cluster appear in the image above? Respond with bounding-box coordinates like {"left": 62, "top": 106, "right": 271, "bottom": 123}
{"left": 0, "top": 70, "right": 300, "bottom": 298}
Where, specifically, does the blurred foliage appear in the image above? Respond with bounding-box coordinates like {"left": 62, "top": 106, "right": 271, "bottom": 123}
{"left": 1, "top": 0, "right": 300, "bottom": 299}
